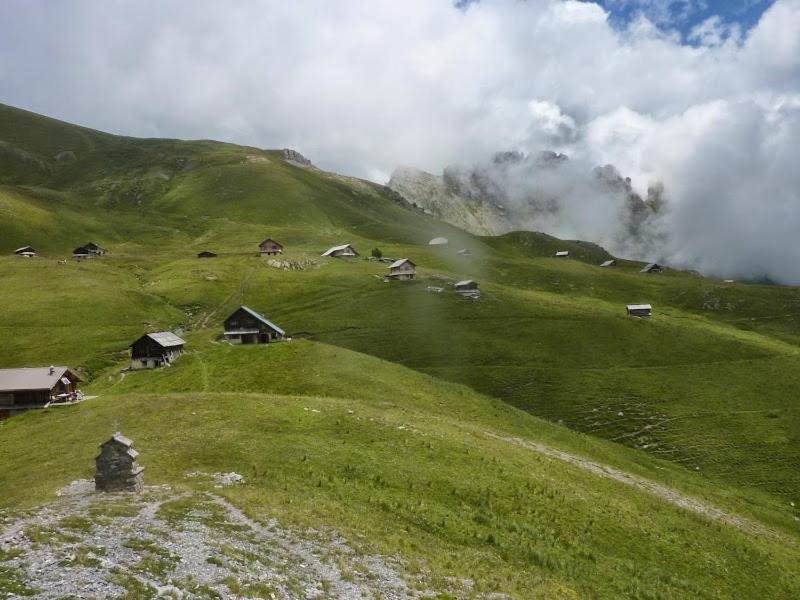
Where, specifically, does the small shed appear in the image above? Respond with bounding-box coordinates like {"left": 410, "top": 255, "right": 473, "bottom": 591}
{"left": 455, "top": 280, "right": 479, "bottom": 292}
{"left": 95, "top": 433, "right": 144, "bottom": 493}
{"left": 322, "top": 244, "right": 358, "bottom": 258}
{"left": 14, "top": 246, "right": 36, "bottom": 257}
{"left": 428, "top": 237, "right": 449, "bottom": 246}
{"left": 73, "top": 246, "right": 92, "bottom": 260}
{"left": 130, "top": 332, "right": 186, "bottom": 370}
{"left": 555, "top": 251, "right": 569, "bottom": 258}
{"left": 387, "top": 258, "right": 416, "bottom": 280}
{"left": 224, "top": 306, "right": 286, "bottom": 344}
{"left": 641, "top": 263, "right": 663, "bottom": 273}
{"left": 627, "top": 304, "right": 652, "bottom": 317}
{"left": 259, "top": 238, "right": 284, "bottom": 256}
{"left": 84, "top": 242, "right": 107, "bottom": 255}
{"left": 197, "top": 251, "right": 217, "bottom": 258}
{"left": 0, "top": 366, "right": 82, "bottom": 415}
{"left": 600, "top": 259, "right": 617, "bottom": 268}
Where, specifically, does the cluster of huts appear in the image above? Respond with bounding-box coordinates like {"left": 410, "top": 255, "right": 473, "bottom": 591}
{"left": 12, "top": 242, "right": 107, "bottom": 261}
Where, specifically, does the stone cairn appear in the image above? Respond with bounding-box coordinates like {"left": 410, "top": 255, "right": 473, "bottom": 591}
{"left": 95, "top": 432, "right": 144, "bottom": 492}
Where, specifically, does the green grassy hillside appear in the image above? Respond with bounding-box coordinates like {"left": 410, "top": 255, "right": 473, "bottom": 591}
{"left": 1, "top": 103, "right": 800, "bottom": 597}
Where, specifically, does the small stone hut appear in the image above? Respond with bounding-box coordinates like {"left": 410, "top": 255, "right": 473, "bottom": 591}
{"left": 95, "top": 432, "right": 144, "bottom": 493}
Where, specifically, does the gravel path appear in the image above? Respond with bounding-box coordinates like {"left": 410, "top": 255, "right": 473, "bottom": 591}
{"left": 0, "top": 480, "right": 432, "bottom": 599}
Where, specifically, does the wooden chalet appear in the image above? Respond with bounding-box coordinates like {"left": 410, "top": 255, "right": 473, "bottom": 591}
{"left": 600, "top": 259, "right": 617, "bottom": 268}
{"left": 73, "top": 245, "right": 92, "bottom": 260}
{"left": 197, "top": 251, "right": 217, "bottom": 258}
{"left": 129, "top": 332, "right": 186, "bottom": 370}
{"left": 84, "top": 242, "right": 107, "bottom": 255}
{"left": 259, "top": 238, "right": 284, "bottom": 256}
{"left": 641, "top": 263, "right": 663, "bottom": 273}
{"left": 555, "top": 250, "right": 569, "bottom": 258}
{"left": 224, "top": 306, "right": 286, "bottom": 344}
{"left": 14, "top": 246, "right": 36, "bottom": 257}
{"left": 627, "top": 304, "right": 652, "bottom": 317}
{"left": 322, "top": 244, "right": 358, "bottom": 258}
{"left": 387, "top": 258, "right": 416, "bottom": 280}
{"left": 0, "top": 366, "right": 82, "bottom": 418}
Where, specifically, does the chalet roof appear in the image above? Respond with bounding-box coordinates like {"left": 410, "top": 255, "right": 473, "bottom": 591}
{"left": 600, "top": 260, "right": 616, "bottom": 267}
{"left": 322, "top": 244, "right": 355, "bottom": 256}
{"left": 641, "top": 263, "right": 662, "bottom": 272}
{"left": 14, "top": 246, "right": 35, "bottom": 254}
{"left": 136, "top": 332, "right": 186, "bottom": 348}
{"left": 0, "top": 366, "right": 79, "bottom": 392}
{"left": 84, "top": 242, "right": 106, "bottom": 251}
{"left": 236, "top": 306, "right": 286, "bottom": 335}
{"left": 627, "top": 304, "right": 652, "bottom": 311}
{"left": 455, "top": 280, "right": 477, "bottom": 287}
{"left": 428, "top": 237, "right": 449, "bottom": 245}
{"left": 259, "top": 238, "right": 283, "bottom": 247}
{"left": 389, "top": 258, "right": 415, "bottom": 269}
{"left": 555, "top": 251, "right": 569, "bottom": 257}
{"left": 73, "top": 246, "right": 90, "bottom": 255}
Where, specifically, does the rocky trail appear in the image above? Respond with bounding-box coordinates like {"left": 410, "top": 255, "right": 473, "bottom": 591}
{"left": 0, "top": 479, "right": 435, "bottom": 599}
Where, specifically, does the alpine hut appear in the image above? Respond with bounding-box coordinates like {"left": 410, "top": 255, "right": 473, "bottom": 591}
{"left": 626, "top": 304, "right": 652, "bottom": 317}
{"left": 322, "top": 244, "right": 358, "bottom": 258}
{"left": 600, "top": 259, "right": 617, "bottom": 268}
{"left": 197, "top": 251, "right": 217, "bottom": 258}
{"left": 454, "top": 280, "right": 479, "bottom": 293}
{"left": 84, "top": 242, "right": 107, "bottom": 255}
{"left": 73, "top": 245, "right": 92, "bottom": 260}
{"left": 641, "top": 263, "right": 663, "bottom": 273}
{"left": 555, "top": 250, "right": 569, "bottom": 258}
{"left": 223, "top": 306, "right": 286, "bottom": 344}
{"left": 0, "top": 366, "right": 82, "bottom": 418}
{"left": 14, "top": 246, "right": 36, "bottom": 257}
{"left": 129, "top": 332, "right": 186, "bottom": 370}
{"left": 259, "top": 238, "right": 284, "bottom": 256}
{"left": 386, "top": 258, "right": 416, "bottom": 280}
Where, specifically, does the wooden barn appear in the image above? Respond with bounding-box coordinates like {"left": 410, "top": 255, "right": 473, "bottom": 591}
{"left": 197, "top": 251, "right": 217, "bottom": 258}
{"left": 14, "top": 246, "right": 36, "bottom": 257}
{"left": 322, "top": 244, "right": 358, "bottom": 258}
{"left": 641, "top": 263, "right": 663, "bottom": 273}
{"left": 224, "top": 306, "right": 286, "bottom": 345}
{"left": 555, "top": 250, "right": 569, "bottom": 258}
{"left": 259, "top": 238, "right": 284, "bottom": 256}
{"left": 600, "top": 259, "right": 617, "bottom": 268}
{"left": 455, "top": 280, "right": 479, "bottom": 292}
{"left": 0, "top": 366, "right": 82, "bottom": 418}
{"left": 129, "top": 332, "right": 186, "bottom": 370}
{"left": 84, "top": 242, "right": 107, "bottom": 255}
{"left": 387, "top": 258, "right": 416, "bottom": 280}
{"left": 627, "top": 304, "right": 652, "bottom": 317}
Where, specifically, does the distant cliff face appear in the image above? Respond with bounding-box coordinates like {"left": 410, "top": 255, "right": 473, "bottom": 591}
{"left": 388, "top": 151, "right": 666, "bottom": 258}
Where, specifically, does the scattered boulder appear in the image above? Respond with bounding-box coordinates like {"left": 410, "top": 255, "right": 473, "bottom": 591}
{"left": 213, "top": 472, "right": 245, "bottom": 487}
{"left": 282, "top": 148, "right": 313, "bottom": 166}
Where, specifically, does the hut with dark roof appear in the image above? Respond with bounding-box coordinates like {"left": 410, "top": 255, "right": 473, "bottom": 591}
{"left": 129, "top": 332, "right": 186, "bottom": 370}
{"left": 14, "top": 246, "right": 36, "bottom": 257}
{"left": 640, "top": 263, "right": 663, "bottom": 273}
{"left": 84, "top": 242, "right": 107, "bottom": 255}
{"left": 259, "top": 238, "right": 284, "bottom": 256}
{"left": 197, "top": 250, "right": 217, "bottom": 258}
{"left": 223, "top": 306, "right": 286, "bottom": 344}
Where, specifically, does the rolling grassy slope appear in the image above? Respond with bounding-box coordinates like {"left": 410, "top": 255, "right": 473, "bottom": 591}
{"left": 1, "top": 103, "right": 800, "bottom": 596}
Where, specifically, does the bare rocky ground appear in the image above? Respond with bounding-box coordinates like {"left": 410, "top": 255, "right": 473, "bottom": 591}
{"left": 0, "top": 478, "right": 438, "bottom": 599}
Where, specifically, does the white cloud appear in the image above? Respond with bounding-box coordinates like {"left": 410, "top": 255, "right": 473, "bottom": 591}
{"left": 0, "top": 0, "right": 798, "bottom": 282}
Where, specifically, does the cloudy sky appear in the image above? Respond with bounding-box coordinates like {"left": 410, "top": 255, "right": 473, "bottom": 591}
{"left": 1, "top": 0, "right": 799, "bottom": 281}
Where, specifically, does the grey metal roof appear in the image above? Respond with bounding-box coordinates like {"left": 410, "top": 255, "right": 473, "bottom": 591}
{"left": 144, "top": 332, "right": 186, "bottom": 347}
{"left": 627, "top": 304, "right": 652, "bottom": 311}
{"left": 428, "top": 237, "right": 449, "bottom": 245}
{"left": 600, "top": 260, "right": 616, "bottom": 267}
{"left": 322, "top": 244, "right": 356, "bottom": 256}
{"left": 555, "top": 251, "right": 569, "bottom": 256}
{"left": 14, "top": 246, "right": 35, "bottom": 253}
{"left": 455, "top": 280, "right": 477, "bottom": 287}
{"left": 389, "top": 258, "right": 414, "bottom": 269}
{"left": 0, "top": 366, "right": 77, "bottom": 392}
{"left": 238, "top": 306, "right": 286, "bottom": 335}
